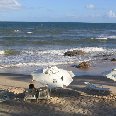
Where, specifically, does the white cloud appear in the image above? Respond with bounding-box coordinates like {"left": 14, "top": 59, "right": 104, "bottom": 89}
{"left": 66, "top": 14, "right": 78, "bottom": 18}
{"left": 0, "top": 0, "right": 21, "bottom": 10}
{"left": 86, "top": 4, "right": 95, "bottom": 9}
{"left": 107, "top": 10, "right": 116, "bottom": 18}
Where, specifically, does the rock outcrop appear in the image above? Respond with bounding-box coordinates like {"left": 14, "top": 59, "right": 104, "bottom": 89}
{"left": 76, "top": 61, "right": 90, "bottom": 69}
{"left": 64, "top": 50, "right": 86, "bottom": 56}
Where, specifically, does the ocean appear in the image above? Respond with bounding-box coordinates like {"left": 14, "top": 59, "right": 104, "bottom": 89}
{"left": 0, "top": 22, "right": 116, "bottom": 74}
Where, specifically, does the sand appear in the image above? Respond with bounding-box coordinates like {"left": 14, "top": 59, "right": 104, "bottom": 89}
{"left": 0, "top": 73, "right": 116, "bottom": 116}
{"left": 0, "top": 73, "right": 31, "bottom": 89}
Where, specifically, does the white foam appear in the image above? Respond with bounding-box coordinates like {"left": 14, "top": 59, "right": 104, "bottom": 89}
{"left": 0, "top": 61, "right": 74, "bottom": 69}
{"left": 20, "top": 47, "right": 110, "bottom": 58}
{"left": 0, "top": 51, "right": 4, "bottom": 55}
{"left": 91, "top": 35, "right": 116, "bottom": 40}
{"left": 0, "top": 47, "right": 115, "bottom": 69}
{"left": 91, "top": 37, "right": 107, "bottom": 40}
{"left": 14, "top": 30, "right": 19, "bottom": 32}
{"left": 67, "top": 47, "right": 105, "bottom": 53}
{"left": 108, "top": 35, "right": 116, "bottom": 39}
{"left": 27, "top": 31, "right": 33, "bottom": 34}
{"left": 96, "top": 37, "right": 107, "bottom": 40}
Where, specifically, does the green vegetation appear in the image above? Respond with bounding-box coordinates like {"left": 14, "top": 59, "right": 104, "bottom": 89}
{"left": 4, "top": 49, "right": 20, "bottom": 56}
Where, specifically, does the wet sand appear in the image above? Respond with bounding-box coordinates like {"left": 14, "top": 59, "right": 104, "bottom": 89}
{"left": 0, "top": 73, "right": 31, "bottom": 89}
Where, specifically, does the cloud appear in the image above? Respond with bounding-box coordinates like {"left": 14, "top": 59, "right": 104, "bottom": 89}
{"left": 85, "top": 4, "right": 95, "bottom": 9}
{"left": 66, "top": 14, "right": 77, "bottom": 18}
{"left": 0, "top": 0, "right": 21, "bottom": 10}
{"left": 107, "top": 10, "right": 116, "bottom": 18}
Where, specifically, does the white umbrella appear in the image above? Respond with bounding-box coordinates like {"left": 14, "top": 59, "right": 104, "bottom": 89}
{"left": 106, "top": 69, "right": 116, "bottom": 81}
{"left": 31, "top": 66, "right": 74, "bottom": 88}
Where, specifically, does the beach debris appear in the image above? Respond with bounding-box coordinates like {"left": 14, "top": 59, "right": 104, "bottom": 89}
{"left": 31, "top": 66, "right": 74, "bottom": 88}
{"left": 84, "top": 82, "right": 110, "bottom": 94}
{"left": 106, "top": 68, "right": 116, "bottom": 81}
{"left": 76, "top": 61, "right": 90, "bottom": 69}
{"left": 8, "top": 87, "right": 25, "bottom": 94}
{"left": 111, "top": 58, "right": 116, "bottom": 61}
{"left": 24, "top": 84, "right": 50, "bottom": 102}
{"left": 0, "top": 90, "right": 9, "bottom": 102}
{"left": 64, "top": 50, "right": 86, "bottom": 56}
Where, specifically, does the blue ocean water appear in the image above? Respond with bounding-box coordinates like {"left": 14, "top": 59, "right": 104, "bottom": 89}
{"left": 0, "top": 22, "right": 116, "bottom": 73}
{"left": 0, "top": 22, "right": 116, "bottom": 48}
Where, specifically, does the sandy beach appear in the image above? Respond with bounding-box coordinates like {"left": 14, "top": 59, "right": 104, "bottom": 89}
{"left": 0, "top": 2, "right": 116, "bottom": 116}
{"left": 0, "top": 72, "right": 116, "bottom": 116}
{"left": 0, "top": 50, "right": 115, "bottom": 116}
{"left": 0, "top": 73, "right": 31, "bottom": 89}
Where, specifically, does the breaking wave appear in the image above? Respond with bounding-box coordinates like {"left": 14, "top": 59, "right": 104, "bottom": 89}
{"left": 0, "top": 47, "right": 115, "bottom": 69}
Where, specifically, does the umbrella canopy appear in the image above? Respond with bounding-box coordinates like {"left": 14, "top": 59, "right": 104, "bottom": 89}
{"left": 31, "top": 66, "right": 74, "bottom": 88}
{"left": 106, "top": 68, "right": 116, "bottom": 81}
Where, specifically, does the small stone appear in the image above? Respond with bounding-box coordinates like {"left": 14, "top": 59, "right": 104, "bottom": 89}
{"left": 77, "top": 61, "right": 90, "bottom": 69}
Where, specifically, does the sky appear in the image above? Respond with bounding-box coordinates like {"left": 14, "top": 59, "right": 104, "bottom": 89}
{"left": 0, "top": 0, "right": 116, "bottom": 23}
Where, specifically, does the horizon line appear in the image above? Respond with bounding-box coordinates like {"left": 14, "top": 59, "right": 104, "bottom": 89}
{"left": 0, "top": 21, "right": 116, "bottom": 24}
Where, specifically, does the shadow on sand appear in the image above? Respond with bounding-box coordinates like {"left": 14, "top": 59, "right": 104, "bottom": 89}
{"left": 0, "top": 73, "right": 32, "bottom": 82}
{"left": 68, "top": 75, "right": 116, "bottom": 96}
{"left": 72, "top": 76, "right": 116, "bottom": 87}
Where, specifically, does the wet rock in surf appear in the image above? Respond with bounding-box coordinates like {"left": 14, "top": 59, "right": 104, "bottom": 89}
{"left": 64, "top": 50, "right": 86, "bottom": 56}
{"left": 76, "top": 62, "right": 90, "bottom": 69}
{"left": 103, "top": 58, "right": 109, "bottom": 60}
{"left": 93, "top": 53, "right": 112, "bottom": 58}
{"left": 111, "top": 58, "right": 116, "bottom": 61}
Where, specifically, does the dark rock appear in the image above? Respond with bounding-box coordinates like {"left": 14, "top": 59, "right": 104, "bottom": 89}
{"left": 103, "top": 54, "right": 112, "bottom": 57}
{"left": 51, "top": 88, "right": 80, "bottom": 97}
{"left": 111, "top": 58, "right": 116, "bottom": 61}
{"left": 76, "top": 61, "right": 90, "bottom": 69}
{"left": 94, "top": 54, "right": 112, "bottom": 58}
{"left": 64, "top": 50, "right": 86, "bottom": 56}
{"left": 103, "top": 58, "right": 108, "bottom": 60}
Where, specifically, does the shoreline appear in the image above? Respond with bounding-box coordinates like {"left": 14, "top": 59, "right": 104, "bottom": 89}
{"left": 0, "top": 73, "right": 31, "bottom": 89}
{"left": 0, "top": 61, "right": 116, "bottom": 116}
{"left": 0, "top": 59, "right": 115, "bottom": 91}
{"left": 0, "top": 72, "right": 115, "bottom": 93}
{"left": 0, "top": 60, "right": 115, "bottom": 75}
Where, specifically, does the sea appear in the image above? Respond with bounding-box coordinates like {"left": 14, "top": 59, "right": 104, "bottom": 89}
{"left": 0, "top": 22, "right": 116, "bottom": 75}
